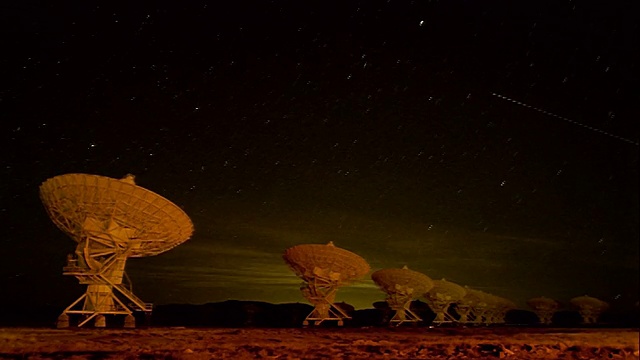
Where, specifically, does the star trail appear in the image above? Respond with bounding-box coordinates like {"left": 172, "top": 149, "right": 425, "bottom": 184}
{"left": 0, "top": 1, "right": 637, "bottom": 315}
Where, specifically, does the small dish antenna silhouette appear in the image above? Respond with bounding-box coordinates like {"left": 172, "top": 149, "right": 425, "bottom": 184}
{"left": 40, "top": 173, "right": 194, "bottom": 328}
{"left": 423, "top": 278, "right": 466, "bottom": 324}
{"left": 372, "top": 266, "right": 433, "bottom": 326}
{"left": 457, "top": 287, "right": 515, "bottom": 325}
{"left": 283, "top": 242, "right": 369, "bottom": 326}
{"left": 527, "top": 296, "right": 560, "bottom": 325}
{"left": 484, "top": 294, "right": 517, "bottom": 324}
{"left": 570, "top": 295, "right": 609, "bottom": 324}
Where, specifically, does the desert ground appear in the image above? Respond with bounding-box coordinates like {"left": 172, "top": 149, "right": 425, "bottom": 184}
{"left": 0, "top": 327, "right": 638, "bottom": 359}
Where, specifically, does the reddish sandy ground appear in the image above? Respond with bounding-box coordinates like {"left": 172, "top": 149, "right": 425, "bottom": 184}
{"left": 0, "top": 327, "right": 638, "bottom": 359}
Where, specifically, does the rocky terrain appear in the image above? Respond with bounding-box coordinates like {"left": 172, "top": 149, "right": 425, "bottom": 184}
{"left": 1, "top": 327, "right": 638, "bottom": 359}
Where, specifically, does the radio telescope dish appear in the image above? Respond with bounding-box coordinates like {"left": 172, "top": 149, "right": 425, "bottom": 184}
{"left": 371, "top": 266, "right": 433, "bottom": 325}
{"left": 527, "top": 296, "right": 559, "bottom": 325}
{"left": 283, "top": 242, "right": 370, "bottom": 326}
{"left": 570, "top": 295, "right": 609, "bottom": 324}
{"left": 456, "top": 287, "right": 487, "bottom": 324}
{"left": 423, "top": 279, "right": 466, "bottom": 324}
{"left": 40, "top": 173, "right": 194, "bottom": 328}
{"left": 485, "top": 295, "right": 516, "bottom": 324}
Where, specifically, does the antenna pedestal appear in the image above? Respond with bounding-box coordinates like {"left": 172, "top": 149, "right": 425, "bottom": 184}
{"left": 389, "top": 305, "right": 422, "bottom": 326}
{"left": 301, "top": 278, "right": 350, "bottom": 326}
{"left": 427, "top": 300, "right": 456, "bottom": 324}
{"left": 455, "top": 303, "right": 473, "bottom": 323}
{"left": 470, "top": 306, "right": 488, "bottom": 325}
{"left": 386, "top": 293, "right": 422, "bottom": 326}
{"left": 58, "top": 251, "right": 151, "bottom": 328}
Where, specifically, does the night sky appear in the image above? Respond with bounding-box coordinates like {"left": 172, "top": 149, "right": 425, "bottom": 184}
{"left": 1, "top": 1, "right": 638, "bottom": 313}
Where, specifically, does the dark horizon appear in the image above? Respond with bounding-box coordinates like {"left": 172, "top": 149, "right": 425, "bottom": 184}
{"left": 1, "top": 1, "right": 638, "bottom": 316}
{"left": 3, "top": 298, "right": 638, "bottom": 329}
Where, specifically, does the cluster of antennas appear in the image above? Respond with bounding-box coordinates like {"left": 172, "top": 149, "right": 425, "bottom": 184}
{"left": 416, "top": 279, "right": 518, "bottom": 326}
{"left": 372, "top": 271, "right": 611, "bottom": 327}
{"left": 525, "top": 295, "right": 609, "bottom": 325}
{"left": 42, "top": 173, "right": 612, "bottom": 329}
{"left": 282, "top": 242, "right": 522, "bottom": 327}
{"left": 526, "top": 295, "right": 610, "bottom": 325}
{"left": 370, "top": 266, "right": 520, "bottom": 327}
{"left": 282, "top": 243, "right": 614, "bottom": 328}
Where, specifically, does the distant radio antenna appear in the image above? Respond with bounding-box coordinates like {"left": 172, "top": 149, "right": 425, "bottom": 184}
{"left": 371, "top": 266, "right": 434, "bottom": 326}
{"left": 490, "top": 92, "right": 639, "bottom": 146}
{"left": 423, "top": 279, "right": 466, "bottom": 324}
{"left": 457, "top": 287, "right": 490, "bottom": 324}
{"left": 283, "top": 242, "right": 370, "bottom": 326}
{"left": 457, "top": 287, "right": 516, "bottom": 325}
{"left": 40, "top": 173, "right": 194, "bottom": 328}
{"left": 570, "top": 295, "right": 609, "bottom": 324}
{"left": 527, "top": 296, "right": 560, "bottom": 325}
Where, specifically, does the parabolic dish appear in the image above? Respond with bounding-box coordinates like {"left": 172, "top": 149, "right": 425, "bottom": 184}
{"left": 459, "top": 287, "right": 487, "bottom": 305}
{"left": 426, "top": 279, "right": 466, "bottom": 301}
{"left": 527, "top": 296, "right": 559, "bottom": 309}
{"left": 283, "top": 242, "right": 370, "bottom": 283}
{"left": 570, "top": 295, "right": 609, "bottom": 309}
{"left": 493, "top": 295, "right": 517, "bottom": 310}
{"left": 371, "top": 267, "right": 433, "bottom": 297}
{"left": 40, "top": 173, "right": 194, "bottom": 257}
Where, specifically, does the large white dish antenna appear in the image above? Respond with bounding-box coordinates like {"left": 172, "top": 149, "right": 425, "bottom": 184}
{"left": 40, "top": 173, "right": 193, "bottom": 257}
{"left": 40, "top": 173, "right": 194, "bottom": 328}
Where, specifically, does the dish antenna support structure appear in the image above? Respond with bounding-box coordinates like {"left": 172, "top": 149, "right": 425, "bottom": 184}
{"left": 40, "top": 174, "right": 194, "bottom": 328}
{"left": 456, "top": 287, "right": 485, "bottom": 324}
{"left": 527, "top": 296, "right": 560, "bottom": 325}
{"left": 423, "top": 279, "right": 466, "bottom": 324}
{"left": 371, "top": 266, "right": 434, "bottom": 326}
{"left": 283, "top": 242, "right": 370, "bottom": 326}
{"left": 458, "top": 287, "right": 497, "bottom": 325}
{"left": 570, "top": 295, "right": 609, "bottom": 324}
{"left": 484, "top": 295, "right": 516, "bottom": 324}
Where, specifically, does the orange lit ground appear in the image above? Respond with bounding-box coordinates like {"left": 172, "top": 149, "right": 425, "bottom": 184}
{"left": 1, "top": 327, "right": 638, "bottom": 359}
